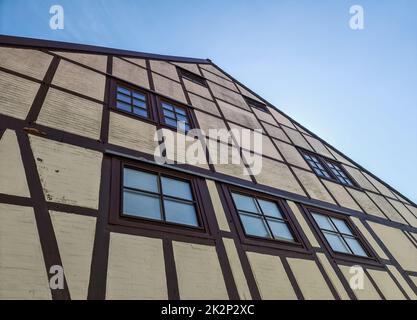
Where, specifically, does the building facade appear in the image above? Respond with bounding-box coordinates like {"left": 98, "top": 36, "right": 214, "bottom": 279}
{"left": 1, "top": 35, "right": 417, "bottom": 300}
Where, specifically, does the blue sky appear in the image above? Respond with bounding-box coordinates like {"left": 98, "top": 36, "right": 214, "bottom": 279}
{"left": 1, "top": 0, "right": 416, "bottom": 202}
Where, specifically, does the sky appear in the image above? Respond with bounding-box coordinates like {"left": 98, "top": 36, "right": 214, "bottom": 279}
{"left": 1, "top": 0, "right": 416, "bottom": 202}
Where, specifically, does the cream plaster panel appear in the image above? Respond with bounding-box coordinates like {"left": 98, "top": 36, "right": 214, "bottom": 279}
{"left": 328, "top": 148, "right": 357, "bottom": 167}
{"left": 367, "top": 269, "right": 406, "bottom": 300}
{"left": 287, "top": 258, "right": 334, "bottom": 300}
{"left": 255, "top": 159, "right": 306, "bottom": 196}
{"left": 246, "top": 252, "right": 297, "bottom": 300}
{"left": 156, "top": 129, "right": 209, "bottom": 170}
{"left": 195, "top": 110, "right": 230, "bottom": 143}
{"left": 122, "top": 57, "right": 147, "bottom": 68}
{"left": 112, "top": 57, "right": 149, "bottom": 89}
{"left": 339, "top": 265, "right": 381, "bottom": 300}
{"left": 219, "top": 100, "right": 260, "bottom": 129}
{"left": 150, "top": 60, "right": 180, "bottom": 81}
{"left": 206, "top": 180, "right": 230, "bottom": 231}
{"left": 0, "top": 130, "right": 30, "bottom": 197}
{"left": 209, "top": 82, "right": 249, "bottom": 110}
{"left": 52, "top": 60, "right": 105, "bottom": 101}
{"left": 200, "top": 64, "right": 233, "bottom": 81}
{"left": 367, "top": 192, "right": 406, "bottom": 224}
{"left": 0, "top": 204, "right": 51, "bottom": 299}
{"left": 50, "top": 211, "right": 96, "bottom": 300}
{"left": 236, "top": 83, "right": 263, "bottom": 103}
{"left": 252, "top": 108, "right": 277, "bottom": 126}
{"left": 293, "top": 168, "right": 335, "bottom": 204}
{"left": 183, "top": 78, "right": 212, "bottom": 100}
{"left": 268, "top": 107, "right": 296, "bottom": 129}
{"left": 106, "top": 233, "right": 167, "bottom": 299}
{"left": 364, "top": 173, "right": 396, "bottom": 198}
{"left": 0, "top": 70, "right": 40, "bottom": 120}
{"left": 316, "top": 253, "right": 350, "bottom": 300}
{"left": 350, "top": 217, "right": 388, "bottom": 259}
{"left": 172, "top": 62, "right": 200, "bottom": 74}
{"left": 388, "top": 199, "right": 417, "bottom": 228}
{"left": 208, "top": 141, "right": 252, "bottom": 181}
{"left": 173, "top": 242, "right": 228, "bottom": 300}
{"left": 229, "top": 123, "right": 282, "bottom": 160}
{"left": 188, "top": 93, "right": 220, "bottom": 116}
{"left": 222, "top": 238, "right": 251, "bottom": 299}
{"left": 108, "top": 111, "right": 158, "bottom": 155}
{"left": 202, "top": 69, "right": 237, "bottom": 92}
{"left": 37, "top": 88, "right": 102, "bottom": 140}
{"left": 282, "top": 127, "right": 313, "bottom": 151}
{"left": 347, "top": 189, "right": 383, "bottom": 217}
{"left": 29, "top": 135, "right": 102, "bottom": 209}
{"left": 386, "top": 265, "right": 417, "bottom": 299}
{"left": 322, "top": 180, "right": 361, "bottom": 211}
{"left": 342, "top": 166, "right": 378, "bottom": 192}
{"left": 54, "top": 51, "right": 107, "bottom": 72}
{"left": 153, "top": 73, "right": 187, "bottom": 103}
{"left": 262, "top": 123, "right": 291, "bottom": 143}
{"left": 370, "top": 222, "right": 417, "bottom": 272}
{"left": 304, "top": 136, "right": 334, "bottom": 159}
{"left": 0, "top": 47, "right": 52, "bottom": 80}
{"left": 275, "top": 140, "right": 310, "bottom": 170}
{"left": 406, "top": 205, "right": 417, "bottom": 220}
{"left": 287, "top": 201, "right": 320, "bottom": 247}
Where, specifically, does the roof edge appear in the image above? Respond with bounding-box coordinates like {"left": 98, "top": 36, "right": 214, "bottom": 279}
{"left": 208, "top": 61, "right": 417, "bottom": 207}
{"left": 0, "top": 34, "right": 211, "bottom": 64}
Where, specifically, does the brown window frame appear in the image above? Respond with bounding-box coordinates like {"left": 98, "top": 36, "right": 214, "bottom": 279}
{"left": 244, "top": 96, "right": 268, "bottom": 112}
{"left": 299, "top": 148, "right": 359, "bottom": 189}
{"left": 109, "top": 157, "right": 212, "bottom": 238}
{"left": 178, "top": 67, "right": 207, "bottom": 87}
{"left": 156, "top": 96, "right": 195, "bottom": 133}
{"left": 222, "top": 185, "right": 310, "bottom": 253}
{"left": 110, "top": 79, "right": 197, "bottom": 134}
{"left": 302, "top": 205, "right": 381, "bottom": 266}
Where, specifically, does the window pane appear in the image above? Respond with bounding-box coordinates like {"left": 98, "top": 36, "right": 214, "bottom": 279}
{"left": 164, "top": 199, "right": 198, "bottom": 226}
{"left": 312, "top": 213, "right": 335, "bottom": 231}
{"left": 163, "top": 109, "right": 176, "bottom": 118}
{"left": 117, "top": 86, "right": 131, "bottom": 95}
{"left": 323, "top": 232, "right": 350, "bottom": 254}
{"left": 240, "top": 213, "right": 271, "bottom": 238}
{"left": 175, "top": 107, "right": 187, "bottom": 116}
{"left": 161, "top": 176, "right": 193, "bottom": 201}
{"left": 331, "top": 218, "right": 353, "bottom": 235}
{"left": 165, "top": 118, "right": 177, "bottom": 127}
{"left": 176, "top": 114, "right": 188, "bottom": 122}
{"left": 132, "top": 92, "right": 145, "bottom": 100}
{"left": 123, "top": 168, "right": 159, "bottom": 193}
{"left": 117, "top": 93, "right": 131, "bottom": 103}
{"left": 116, "top": 101, "right": 132, "bottom": 112}
{"left": 267, "top": 219, "right": 294, "bottom": 241}
{"left": 162, "top": 103, "right": 173, "bottom": 111}
{"left": 344, "top": 237, "right": 368, "bottom": 257}
{"left": 257, "top": 199, "right": 283, "bottom": 218}
{"left": 232, "top": 193, "right": 258, "bottom": 213}
{"left": 123, "top": 190, "right": 162, "bottom": 220}
{"left": 133, "top": 107, "right": 147, "bottom": 117}
{"left": 133, "top": 99, "right": 146, "bottom": 108}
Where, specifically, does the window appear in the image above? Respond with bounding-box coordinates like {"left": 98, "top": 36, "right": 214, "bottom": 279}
{"left": 301, "top": 150, "right": 356, "bottom": 187}
{"left": 302, "top": 153, "right": 332, "bottom": 179}
{"left": 161, "top": 101, "right": 191, "bottom": 132}
{"left": 311, "top": 212, "right": 368, "bottom": 257}
{"left": 324, "top": 161, "right": 354, "bottom": 186}
{"left": 231, "top": 192, "right": 295, "bottom": 242}
{"left": 244, "top": 96, "right": 267, "bottom": 112}
{"left": 178, "top": 68, "right": 207, "bottom": 86}
{"left": 115, "top": 85, "right": 148, "bottom": 118}
{"left": 122, "top": 166, "right": 199, "bottom": 227}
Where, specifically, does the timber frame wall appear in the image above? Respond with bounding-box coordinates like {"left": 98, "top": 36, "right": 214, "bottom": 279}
{"left": 1, "top": 35, "right": 417, "bottom": 300}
